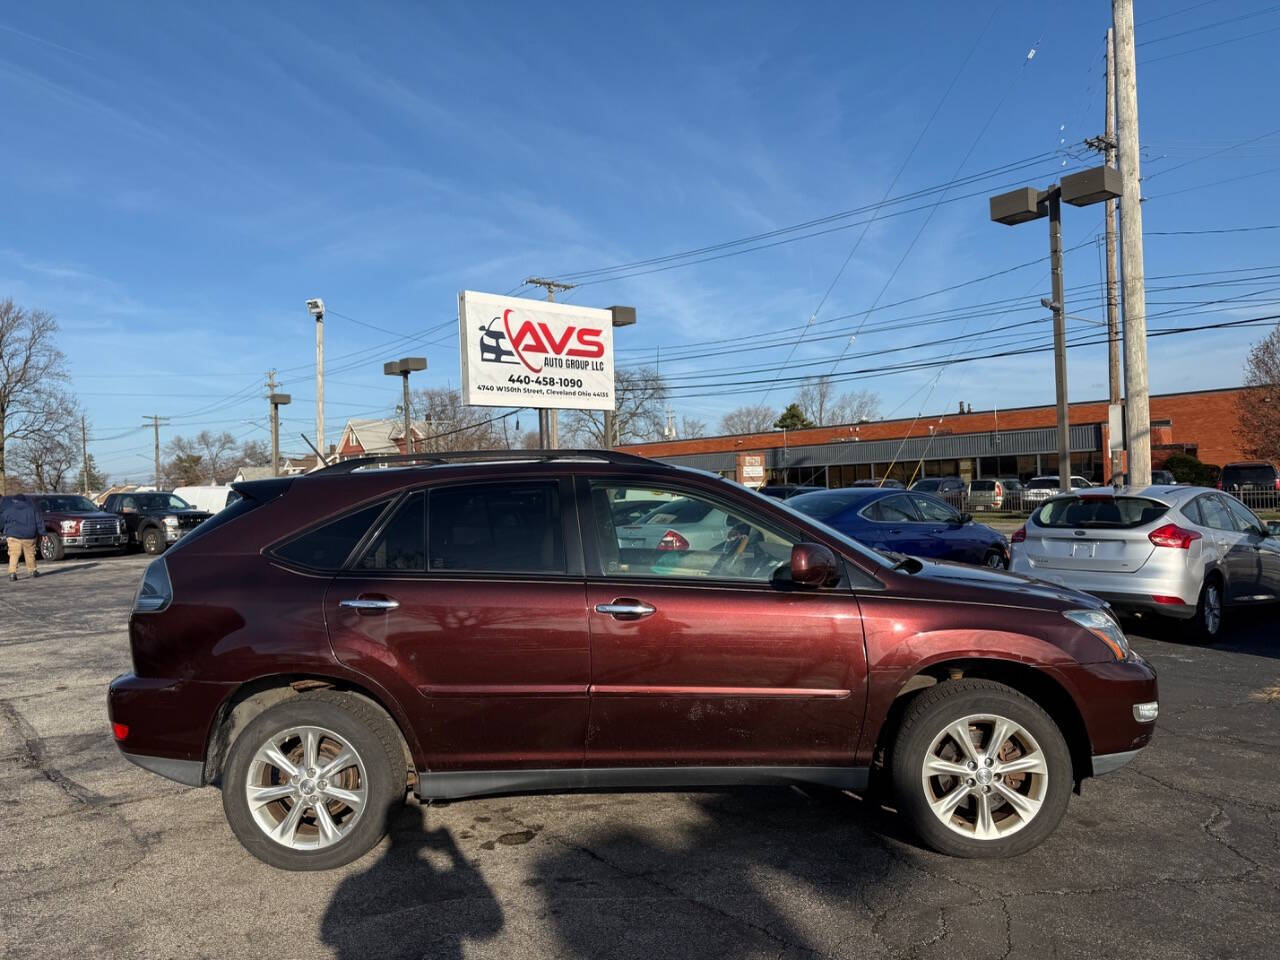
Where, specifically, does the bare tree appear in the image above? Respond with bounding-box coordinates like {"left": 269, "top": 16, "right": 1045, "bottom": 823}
{"left": 796, "top": 376, "right": 880, "bottom": 426}
{"left": 676, "top": 415, "right": 708, "bottom": 439}
{"left": 9, "top": 392, "right": 79, "bottom": 492}
{"left": 718, "top": 404, "right": 776, "bottom": 435}
{"left": 1238, "top": 326, "right": 1280, "bottom": 461}
{"left": 167, "top": 431, "right": 238, "bottom": 483}
{"left": 409, "top": 387, "right": 508, "bottom": 452}
{"left": 238, "top": 439, "right": 271, "bottom": 468}
{"left": 0, "top": 300, "right": 69, "bottom": 493}
{"left": 563, "top": 366, "right": 668, "bottom": 447}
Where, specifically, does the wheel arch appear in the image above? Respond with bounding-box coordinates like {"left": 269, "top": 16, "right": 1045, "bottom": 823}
{"left": 203, "top": 673, "right": 417, "bottom": 789}
{"left": 870, "top": 658, "right": 1094, "bottom": 786}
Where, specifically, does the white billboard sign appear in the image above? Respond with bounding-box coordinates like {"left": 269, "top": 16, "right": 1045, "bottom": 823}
{"left": 458, "top": 290, "right": 615, "bottom": 411}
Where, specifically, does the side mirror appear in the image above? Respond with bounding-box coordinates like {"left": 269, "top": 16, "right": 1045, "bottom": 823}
{"left": 1267, "top": 520, "right": 1280, "bottom": 537}
{"left": 790, "top": 542, "right": 838, "bottom": 587}
{"left": 958, "top": 513, "right": 972, "bottom": 524}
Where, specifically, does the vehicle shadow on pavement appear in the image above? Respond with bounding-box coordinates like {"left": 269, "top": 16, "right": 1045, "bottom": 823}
{"left": 18, "top": 562, "right": 100, "bottom": 579}
{"left": 319, "top": 804, "right": 503, "bottom": 960}
{"left": 1125, "top": 606, "right": 1280, "bottom": 660}
{"left": 527, "top": 785, "right": 920, "bottom": 959}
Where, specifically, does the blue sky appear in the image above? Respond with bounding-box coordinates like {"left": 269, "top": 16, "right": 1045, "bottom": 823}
{"left": 2, "top": 1, "right": 1278, "bottom": 482}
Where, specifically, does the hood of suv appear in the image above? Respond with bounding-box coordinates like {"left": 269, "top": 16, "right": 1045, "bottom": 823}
{"left": 899, "top": 557, "right": 1104, "bottom": 612}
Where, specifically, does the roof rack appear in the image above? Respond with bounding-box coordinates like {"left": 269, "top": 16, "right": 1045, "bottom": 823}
{"left": 312, "top": 448, "right": 655, "bottom": 476}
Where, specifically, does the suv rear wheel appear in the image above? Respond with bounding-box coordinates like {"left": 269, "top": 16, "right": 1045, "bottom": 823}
{"left": 892, "top": 679, "right": 1072, "bottom": 858}
{"left": 221, "top": 692, "right": 406, "bottom": 870}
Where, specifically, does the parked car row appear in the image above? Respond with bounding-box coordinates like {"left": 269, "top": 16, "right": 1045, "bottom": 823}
{"left": 2, "top": 491, "right": 214, "bottom": 561}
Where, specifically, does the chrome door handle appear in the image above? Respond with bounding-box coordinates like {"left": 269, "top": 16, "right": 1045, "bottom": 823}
{"left": 340, "top": 598, "right": 400, "bottom": 611}
{"left": 594, "top": 600, "right": 656, "bottom": 619}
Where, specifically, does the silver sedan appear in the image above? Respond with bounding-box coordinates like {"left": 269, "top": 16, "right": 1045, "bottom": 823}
{"left": 1010, "top": 485, "right": 1280, "bottom": 641}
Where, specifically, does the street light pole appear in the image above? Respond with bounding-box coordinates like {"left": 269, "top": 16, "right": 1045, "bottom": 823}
{"left": 269, "top": 391, "right": 291, "bottom": 477}
{"left": 602, "top": 305, "right": 637, "bottom": 449}
{"left": 306, "top": 299, "right": 325, "bottom": 462}
{"left": 991, "top": 164, "right": 1121, "bottom": 493}
{"left": 383, "top": 357, "right": 427, "bottom": 453}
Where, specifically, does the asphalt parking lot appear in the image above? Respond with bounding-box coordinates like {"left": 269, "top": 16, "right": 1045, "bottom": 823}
{"left": 2, "top": 555, "right": 1278, "bottom": 960}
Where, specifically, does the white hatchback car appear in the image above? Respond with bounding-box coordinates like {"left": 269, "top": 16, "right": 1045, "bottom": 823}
{"left": 1010, "top": 486, "right": 1280, "bottom": 640}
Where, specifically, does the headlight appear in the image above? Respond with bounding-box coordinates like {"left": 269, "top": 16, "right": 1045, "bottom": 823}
{"left": 1065, "top": 608, "right": 1130, "bottom": 661}
{"left": 61, "top": 519, "right": 80, "bottom": 533}
{"left": 162, "top": 515, "right": 179, "bottom": 527}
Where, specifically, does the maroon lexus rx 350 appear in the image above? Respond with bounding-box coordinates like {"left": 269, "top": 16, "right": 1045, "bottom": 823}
{"left": 108, "top": 451, "right": 1158, "bottom": 870}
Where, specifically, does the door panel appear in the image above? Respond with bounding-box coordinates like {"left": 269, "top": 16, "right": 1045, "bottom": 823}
{"left": 327, "top": 577, "right": 590, "bottom": 770}
{"left": 1200, "top": 495, "right": 1256, "bottom": 600}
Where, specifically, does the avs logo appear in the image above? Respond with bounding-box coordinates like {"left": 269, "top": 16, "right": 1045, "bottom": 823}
{"left": 478, "top": 309, "right": 605, "bottom": 374}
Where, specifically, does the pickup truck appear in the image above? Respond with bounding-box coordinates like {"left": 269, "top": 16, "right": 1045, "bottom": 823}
{"left": 100, "top": 492, "right": 211, "bottom": 555}
{"left": 28, "top": 494, "right": 129, "bottom": 561}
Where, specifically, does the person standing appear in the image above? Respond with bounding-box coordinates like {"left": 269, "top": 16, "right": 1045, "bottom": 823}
{"left": 1, "top": 494, "right": 43, "bottom": 581}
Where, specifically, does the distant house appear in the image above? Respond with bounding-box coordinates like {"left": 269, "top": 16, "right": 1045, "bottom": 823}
{"left": 231, "top": 457, "right": 310, "bottom": 483}
{"left": 336, "top": 418, "right": 429, "bottom": 460}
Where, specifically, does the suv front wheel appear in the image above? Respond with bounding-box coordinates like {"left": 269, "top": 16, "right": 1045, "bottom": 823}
{"left": 892, "top": 679, "right": 1072, "bottom": 858}
{"left": 221, "top": 692, "right": 406, "bottom": 870}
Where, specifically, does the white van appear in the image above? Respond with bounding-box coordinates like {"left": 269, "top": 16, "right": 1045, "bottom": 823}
{"left": 172, "top": 485, "right": 241, "bottom": 514}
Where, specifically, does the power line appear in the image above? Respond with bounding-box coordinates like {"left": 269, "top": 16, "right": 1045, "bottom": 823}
{"left": 1142, "top": 22, "right": 1280, "bottom": 63}
{"left": 1137, "top": 3, "right": 1280, "bottom": 46}
{"left": 1144, "top": 129, "right": 1280, "bottom": 182}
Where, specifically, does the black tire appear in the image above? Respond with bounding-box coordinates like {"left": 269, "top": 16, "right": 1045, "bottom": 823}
{"left": 982, "top": 549, "right": 1006, "bottom": 570}
{"left": 891, "top": 679, "right": 1072, "bottom": 859}
{"left": 38, "top": 533, "right": 65, "bottom": 562}
{"left": 141, "top": 526, "right": 166, "bottom": 556}
{"left": 221, "top": 692, "right": 406, "bottom": 871}
{"left": 1184, "top": 574, "right": 1224, "bottom": 644}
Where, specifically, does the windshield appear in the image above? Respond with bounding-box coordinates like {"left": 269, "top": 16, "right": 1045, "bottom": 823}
{"left": 1027, "top": 478, "right": 1059, "bottom": 490}
{"left": 1034, "top": 496, "right": 1168, "bottom": 528}
{"left": 35, "top": 496, "right": 98, "bottom": 513}
{"left": 911, "top": 479, "right": 941, "bottom": 491}
{"left": 969, "top": 480, "right": 995, "bottom": 491}
{"left": 1222, "top": 466, "right": 1276, "bottom": 487}
{"left": 132, "top": 494, "right": 194, "bottom": 511}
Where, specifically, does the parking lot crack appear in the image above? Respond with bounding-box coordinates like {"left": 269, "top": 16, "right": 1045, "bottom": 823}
{"left": 0, "top": 698, "right": 103, "bottom": 806}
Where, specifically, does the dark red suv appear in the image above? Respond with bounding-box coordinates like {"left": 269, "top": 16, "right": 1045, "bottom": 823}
{"left": 108, "top": 451, "right": 1158, "bottom": 870}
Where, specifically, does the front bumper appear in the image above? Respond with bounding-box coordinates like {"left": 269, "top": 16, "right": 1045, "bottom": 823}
{"left": 63, "top": 534, "right": 128, "bottom": 550}
{"left": 1091, "top": 748, "right": 1142, "bottom": 776}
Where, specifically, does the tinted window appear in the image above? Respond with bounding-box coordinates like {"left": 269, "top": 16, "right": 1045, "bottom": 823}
{"left": 912, "top": 495, "right": 958, "bottom": 523}
{"left": 1221, "top": 465, "right": 1277, "bottom": 488}
{"left": 592, "top": 483, "right": 794, "bottom": 583}
{"left": 428, "top": 483, "right": 564, "bottom": 573}
{"left": 1182, "top": 497, "right": 1203, "bottom": 526}
{"left": 1196, "top": 495, "right": 1234, "bottom": 532}
{"left": 131, "top": 493, "right": 193, "bottom": 511}
{"left": 358, "top": 492, "right": 426, "bottom": 571}
{"left": 1027, "top": 478, "right": 1058, "bottom": 490}
{"left": 911, "top": 479, "right": 941, "bottom": 492}
{"left": 787, "top": 491, "right": 866, "bottom": 521}
{"left": 868, "top": 495, "right": 918, "bottom": 523}
{"left": 1222, "top": 495, "right": 1263, "bottom": 534}
{"left": 969, "top": 480, "right": 995, "bottom": 492}
{"left": 1034, "top": 496, "right": 1167, "bottom": 528}
{"left": 275, "top": 500, "right": 390, "bottom": 570}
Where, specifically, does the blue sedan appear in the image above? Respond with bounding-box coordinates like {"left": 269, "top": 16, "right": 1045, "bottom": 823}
{"left": 785, "top": 487, "right": 1010, "bottom": 568}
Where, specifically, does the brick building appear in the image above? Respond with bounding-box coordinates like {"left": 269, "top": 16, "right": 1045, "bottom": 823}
{"left": 619, "top": 386, "right": 1257, "bottom": 487}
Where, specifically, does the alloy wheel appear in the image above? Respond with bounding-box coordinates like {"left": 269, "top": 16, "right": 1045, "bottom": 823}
{"left": 1203, "top": 582, "right": 1222, "bottom": 636}
{"left": 245, "top": 724, "right": 368, "bottom": 850}
{"left": 920, "top": 713, "right": 1049, "bottom": 841}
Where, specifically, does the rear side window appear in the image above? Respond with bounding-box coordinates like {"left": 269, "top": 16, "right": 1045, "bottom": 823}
{"left": 358, "top": 492, "right": 426, "bottom": 572}
{"left": 274, "top": 500, "right": 390, "bottom": 570}
{"left": 428, "top": 482, "right": 565, "bottom": 573}
{"left": 787, "top": 491, "right": 863, "bottom": 521}
{"left": 867, "top": 495, "right": 918, "bottom": 522}
{"left": 1034, "top": 496, "right": 1167, "bottom": 528}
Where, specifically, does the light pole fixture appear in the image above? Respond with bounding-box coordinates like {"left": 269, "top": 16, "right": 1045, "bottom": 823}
{"left": 602, "top": 305, "right": 637, "bottom": 448}
{"left": 305, "top": 298, "right": 325, "bottom": 460}
{"left": 384, "top": 357, "right": 427, "bottom": 453}
{"left": 990, "top": 165, "right": 1121, "bottom": 493}
{"left": 268, "top": 392, "right": 291, "bottom": 477}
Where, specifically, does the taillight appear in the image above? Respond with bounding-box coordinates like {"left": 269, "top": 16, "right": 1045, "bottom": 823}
{"left": 1011, "top": 525, "right": 1026, "bottom": 543}
{"left": 1151, "top": 594, "right": 1185, "bottom": 605}
{"left": 1275, "top": 477, "right": 1280, "bottom": 491}
{"left": 656, "top": 529, "right": 690, "bottom": 551}
{"left": 1148, "top": 523, "right": 1201, "bottom": 549}
{"left": 112, "top": 722, "right": 129, "bottom": 741}
{"left": 994, "top": 482, "right": 1003, "bottom": 496}
{"left": 1216, "top": 479, "right": 1223, "bottom": 489}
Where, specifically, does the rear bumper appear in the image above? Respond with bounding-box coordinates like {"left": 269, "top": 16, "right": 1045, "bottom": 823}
{"left": 108, "top": 673, "right": 236, "bottom": 781}
{"left": 1010, "top": 556, "right": 1199, "bottom": 618}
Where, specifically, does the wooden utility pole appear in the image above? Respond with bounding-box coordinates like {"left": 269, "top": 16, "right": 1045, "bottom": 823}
{"left": 1048, "top": 192, "right": 1072, "bottom": 494}
{"left": 524, "top": 277, "right": 575, "bottom": 449}
{"left": 81, "top": 414, "right": 89, "bottom": 495}
{"left": 1113, "top": 0, "right": 1152, "bottom": 487}
{"left": 143, "top": 414, "right": 169, "bottom": 489}
{"left": 1104, "top": 27, "right": 1124, "bottom": 482}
